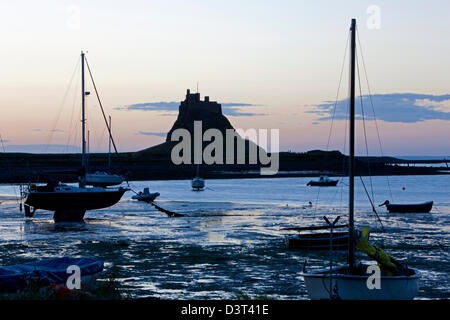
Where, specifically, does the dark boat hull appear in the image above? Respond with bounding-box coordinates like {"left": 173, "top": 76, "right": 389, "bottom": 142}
{"left": 24, "top": 189, "right": 127, "bottom": 211}
{"left": 386, "top": 201, "right": 433, "bottom": 213}
{"left": 286, "top": 232, "right": 349, "bottom": 250}
{"left": 307, "top": 180, "right": 338, "bottom": 187}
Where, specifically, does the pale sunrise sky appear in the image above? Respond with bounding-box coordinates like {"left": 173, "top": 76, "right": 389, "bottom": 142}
{"left": 0, "top": 0, "right": 449, "bottom": 156}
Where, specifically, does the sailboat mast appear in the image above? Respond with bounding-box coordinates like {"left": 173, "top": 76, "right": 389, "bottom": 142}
{"left": 348, "top": 18, "right": 356, "bottom": 269}
{"left": 108, "top": 115, "right": 112, "bottom": 171}
{"left": 80, "top": 51, "right": 87, "bottom": 187}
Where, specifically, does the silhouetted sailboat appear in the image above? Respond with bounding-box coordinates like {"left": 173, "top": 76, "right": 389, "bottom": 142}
{"left": 301, "top": 19, "right": 420, "bottom": 300}
{"left": 24, "top": 52, "right": 128, "bottom": 222}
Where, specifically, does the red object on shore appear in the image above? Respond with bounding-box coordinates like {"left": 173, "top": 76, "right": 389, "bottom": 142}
{"left": 50, "top": 284, "right": 74, "bottom": 300}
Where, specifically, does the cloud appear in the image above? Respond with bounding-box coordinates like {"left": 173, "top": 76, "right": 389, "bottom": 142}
{"left": 414, "top": 98, "right": 450, "bottom": 112}
{"left": 308, "top": 93, "right": 450, "bottom": 123}
{"left": 137, "top": 131, "right": 167, "bottom": 137}
{"left": 115, "top": 102, "right": 179, "bottom": 112}
{"left": 116, "top": 101, "right": 266, "bottom": 117}
{"left": 222, "top": 103, "right": 267, "bottom": 117}
{"left": 33, "top": 129, "right": 65, "bottom": 133}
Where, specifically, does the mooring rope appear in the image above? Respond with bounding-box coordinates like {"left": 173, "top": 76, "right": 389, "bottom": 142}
{"left": 149, "top": 202, "right": 184, "bottom": 217}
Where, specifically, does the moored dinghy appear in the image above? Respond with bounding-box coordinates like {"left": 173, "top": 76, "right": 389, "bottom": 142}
{"left": 286, "top": 232, "right": 349, "bottom": 250}
{"left": 302, "top": 228, "right": 421, "bottom": 300}
{"left": 284, "top": 221, "right": 349, "bottom": 250}
{"left": 307, "top": 176, "right": 338, "bottom": 187}
{"left": 379, "top": 200, "right": 433, "bottom": 213}
{"left": 132, "top": 187, "right": 160, "bottom": 203}
{"left": 302, "top": 264, "right": 420, "bottom": 300}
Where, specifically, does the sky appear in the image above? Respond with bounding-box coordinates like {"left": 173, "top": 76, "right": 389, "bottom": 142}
{"left": 0, "top": 0, "right": 449, "bottom": 156}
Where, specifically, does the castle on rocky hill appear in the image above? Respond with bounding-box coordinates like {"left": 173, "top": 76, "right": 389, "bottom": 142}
{"left": 166, "top": 89, "right": 234, "bottom": 141}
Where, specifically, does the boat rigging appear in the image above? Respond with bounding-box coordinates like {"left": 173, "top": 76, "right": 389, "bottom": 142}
{"left": 23, "top": 51, "right": 128, "bottom": 222}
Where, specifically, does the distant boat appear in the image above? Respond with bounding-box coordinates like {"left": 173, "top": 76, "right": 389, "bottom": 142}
{"left": 307, "top": 176, "right": 338, "bottom": 187}
{"left": 132, "top": 187, "right": 160, "bottom": 203}
{"left": 85, "top": 171, "right": 124, "bottom": 187}
{"left": 23, "top": 52, "right": 128, "bottom": 222}
{"left": 192, "top": 164, "right": 205, "bottom": 191}
{"left": 379, "top": 200, "right": 433, "bottom": 213}
{"left": 301, "top": 19, "right": 420, "bottom": 300}
{"left": 286, "top": 231, "right": 349, "bottom": 250}
{"left": 284, "top": 221, "right": 349, "bottom": 250}
{"left": 0, "top": 257, "right": 103, "bottom": 293}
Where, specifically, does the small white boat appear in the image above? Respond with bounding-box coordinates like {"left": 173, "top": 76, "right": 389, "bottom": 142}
{"left": 302, "top": 265, "right": 420, "bottom": 300}
{"left": 132, "top": 188, "right": 160, "bottom": 203}
{"left": 192, "top": 164, "right": 205, "bottom": 191}
{"left": 85, "top": 171, "right": 124, "bottom": 187}
{"left": 192, "top": 177, "right": 205, "bottom": 191}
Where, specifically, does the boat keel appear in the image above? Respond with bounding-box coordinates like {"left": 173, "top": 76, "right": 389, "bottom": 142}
{"left": 24, "top": 205, "right": 36, "bottom": 218}
{"left": 53, "top": 209, "right": 86, "bottom": 222}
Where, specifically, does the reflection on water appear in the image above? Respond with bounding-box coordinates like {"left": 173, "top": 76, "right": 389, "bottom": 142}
{"left": 0, "top": 175, "right": 449, "bottom": 299}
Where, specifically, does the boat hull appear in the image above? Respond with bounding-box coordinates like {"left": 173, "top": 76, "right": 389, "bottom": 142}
{"left": 386, "top": 201, "right": 433, "bottom": 213}
{"left": 286, "top": 232, "right": 349, "bottom": 250}
{"left": 307, "top": 180, "right": 338, "bottom": 187}
{"left": 302, "top": 266, "right": 420, "bottom": 300}
{"left": 24, "top": 188, "right": 127, "bottom": 211}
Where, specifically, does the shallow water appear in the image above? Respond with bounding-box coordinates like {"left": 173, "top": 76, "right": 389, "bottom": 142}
{"left": 0, "top": 175, "right": 449, "bottom": 299}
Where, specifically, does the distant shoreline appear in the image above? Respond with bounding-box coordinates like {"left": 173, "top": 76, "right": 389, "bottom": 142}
{"left": 0, "top": 150, "right": 448, "bottom": 184}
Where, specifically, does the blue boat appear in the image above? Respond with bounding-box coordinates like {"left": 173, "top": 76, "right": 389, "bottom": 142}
{"left": 0, "top": 257, "right": 103, "bottom": 293}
